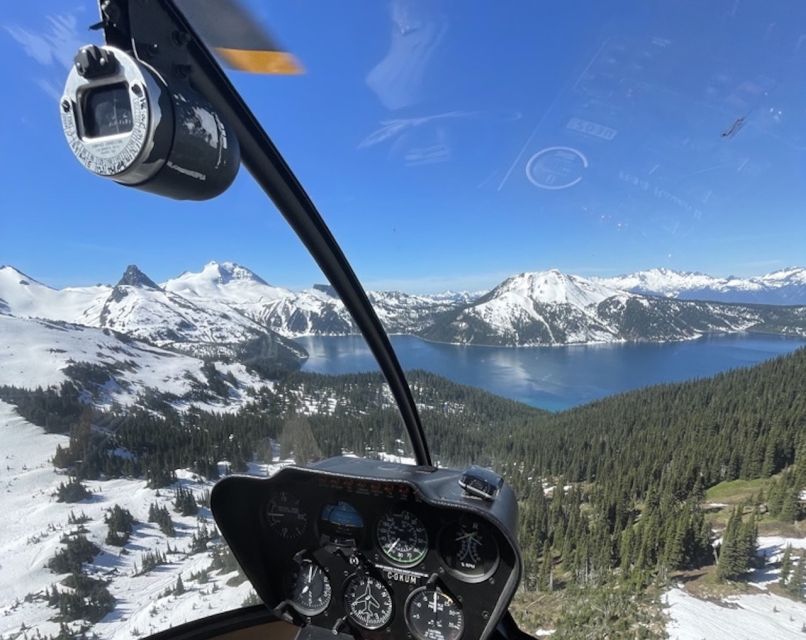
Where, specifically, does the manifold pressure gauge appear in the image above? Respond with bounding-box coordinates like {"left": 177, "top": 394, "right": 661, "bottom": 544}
{"left": 60, "top": 44, "right": 239, "bottom": 200}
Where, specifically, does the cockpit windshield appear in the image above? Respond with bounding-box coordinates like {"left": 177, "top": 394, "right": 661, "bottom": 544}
{"left": 2, "top": 1, "right": 806, "bottom": 639}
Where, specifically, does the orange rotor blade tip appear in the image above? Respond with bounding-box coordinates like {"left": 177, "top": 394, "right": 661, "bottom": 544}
{"left": 216, "top": 48, "right": 305, "bottom": 75}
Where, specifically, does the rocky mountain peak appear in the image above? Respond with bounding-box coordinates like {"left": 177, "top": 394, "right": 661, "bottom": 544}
{"left": 117, "top": 265, "right": 160, "bottom": 289}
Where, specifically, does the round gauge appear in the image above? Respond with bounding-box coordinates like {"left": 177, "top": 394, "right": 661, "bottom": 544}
{"left": 343, "top": 574, "right": 394, "bottom": 630}
{"left": 265, "top": 491, "right": 307, "bottom": 540}
{"left": 376, "top": 509, "right": 429, "bottom": 567}
{"left": 287, "top": 560, "right": 331, "bottom": 617}
{"left": 438, "top": 517, "right": 500, "bottom": 582}
{"left": 405, "top": 587, "right": 464, "bottom": 640}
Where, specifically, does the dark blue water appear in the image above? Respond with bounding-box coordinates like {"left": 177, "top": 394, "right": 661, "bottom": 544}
{"left": 295, "top": 334, "right": 806, "bottom": 412}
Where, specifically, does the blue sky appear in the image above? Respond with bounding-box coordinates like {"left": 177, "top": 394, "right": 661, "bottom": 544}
{"left": 2, "top": 1, "right": 805, "bottom": 292}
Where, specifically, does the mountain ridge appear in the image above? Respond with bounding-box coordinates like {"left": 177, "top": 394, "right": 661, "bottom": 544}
{"left": 597, "top": 266, "right": 806, "bottom": 304}
{"left": 3, "top": 263, "right": 806, "bottom": 350}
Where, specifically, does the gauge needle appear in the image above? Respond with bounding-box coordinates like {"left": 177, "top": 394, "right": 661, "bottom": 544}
{"left": 432, "top": 591, "right": 438, "bottom": 613}
{"left": 308, "top": 565, "right": 313, "bottom": 582}
{"left": 387, "top": 538, "right": 400, "bottom": 553}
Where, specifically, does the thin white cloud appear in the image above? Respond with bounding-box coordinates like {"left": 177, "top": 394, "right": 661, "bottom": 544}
{"left": 5, "top": 13, "right": 86, "bottom": 100}
{"left": 35, "top": 77, "right": 62, "bottom": 101}
{"left": 5, "top": 14, "right": 82, "bottom": 69}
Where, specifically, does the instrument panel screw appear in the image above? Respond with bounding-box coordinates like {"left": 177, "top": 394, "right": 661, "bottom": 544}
{"left": 131, "top": 84, "right": 143, "bottom": 96}
{"left": 61, "top": 100, "right": 71, "bottom": 112}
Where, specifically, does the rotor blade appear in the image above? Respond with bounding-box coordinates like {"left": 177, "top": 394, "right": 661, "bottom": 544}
{"left": 174, "top": 0, "right": 303, "bottom": 74}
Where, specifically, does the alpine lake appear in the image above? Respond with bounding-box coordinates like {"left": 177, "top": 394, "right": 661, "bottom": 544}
{"left": 295, "top": 333, "right": 806, "bottom": 411}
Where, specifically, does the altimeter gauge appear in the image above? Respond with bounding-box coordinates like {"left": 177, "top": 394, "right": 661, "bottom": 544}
{"left": 288, "top": 559, "right": 331, "bottom": 616}
{"left": 438, "top": 517, "right": 499, "bottom": 582}
{"left": 377, "top": 509, "right": 429, "bottom": 567}
{"left": 343, "top": 574, "right": 394, "bottom": 630}
{"left": 405, "top": 587, "right": 464, "bottom": 640}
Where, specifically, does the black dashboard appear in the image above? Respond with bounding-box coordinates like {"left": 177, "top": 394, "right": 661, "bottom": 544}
{"left": 211, "top": 457, "right": 522, "bottom": 640}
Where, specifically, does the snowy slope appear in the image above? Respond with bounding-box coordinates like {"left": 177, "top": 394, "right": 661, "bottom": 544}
{"left": 0, "top": 314, "right": 266, "bottom": 410}
{"left": 665, "top": 588, "right": 806, "bottom": 640}
{"left": 664, "top": 534, "right": 806, "bottom": 639}
{"left": 599, "top": 267, "right": 806, "bottom": 305}
{"left": 421, "top": 270, "right": 806, "bottom": 346}
{"left": 0, "top": 264, "right": 306, "bottom": 371}
{"left": 0, "top": 265, "right": 109, "bottom": 324}
{"left": 0, "top": 401, "right": 260, "bottom": 640}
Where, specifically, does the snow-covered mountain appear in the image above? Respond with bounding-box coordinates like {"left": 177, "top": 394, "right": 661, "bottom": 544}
{"left": 163, "top": 261, "right": 465, "bottom": 336}
{"left": 597, "top": 267, "right": 806, "bottom": 305}
{"left": 4, "top": 263, "right": 806, "bottom": 356}
{"left": 421, "top": 270, "right": 806, "bottom": 346}
{"left": 0, "top": 264, "right": 306, "bottom": 373}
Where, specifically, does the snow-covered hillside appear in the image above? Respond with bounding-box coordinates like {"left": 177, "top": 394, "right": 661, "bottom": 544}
{"left": 0, "top": 264, "right": 306, "bottom": 379}
{"left": 665, "top": 588, "right": 806, "bottom": 639}
{"left": 0, "top": 265, "right": 109, "bottom": 325}
{"left": 420, "top": 269, "right": 806, "bottom": 346}
{"left": 598, "top": 267, "right": 806, "bottom": 305}
{"left": 665, "top": 535, "right": 806, "bottom": 639}
{"left": 0, "top": 314, "right": 266, "bottom": 411}
{"left": 0, "top": 401, "right": 265, "bottom": 640}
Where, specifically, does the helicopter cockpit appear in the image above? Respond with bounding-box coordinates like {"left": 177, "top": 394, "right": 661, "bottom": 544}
{"left": 214, "top": 459, "right": 520, "bottom": 640}
{"left": 54, "top": 2, "right": 530, "bottom": 640}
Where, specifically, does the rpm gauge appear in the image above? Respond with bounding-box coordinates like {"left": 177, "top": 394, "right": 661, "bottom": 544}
{"left": 438, "top": 517, "right": 499, "bottom": 582}
{"left": 377, "top": 509, "right": 428, "bottom": 567}
{"left": 343, "top": 574, "right": 394, "bottom": 630}
{"left": 287, "top": 559, "right": 331, "bottom": 616}
{"left": 265, "top": 491, "right": 307, "bottom": 540}
{"left": 405, "top": 587, "right": 464, "bottom": 640}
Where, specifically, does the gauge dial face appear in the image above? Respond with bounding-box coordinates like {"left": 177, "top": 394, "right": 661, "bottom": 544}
{"left": 343, "top": 574, "right": 394, "bottom": 630}
{"left": 265, "top": 491, "right": 307, "bottom": 540}
{"left": 438, "top": 517, "right": 500, "bottom": 582}
{"left": 288, "top": 560, "right": 331, "bottom": 616}
{"left": 405, "top": 588, "right": 464, "bottom": 640}
{"left": 377, "top": 509, "right": 429, "bottom": 567}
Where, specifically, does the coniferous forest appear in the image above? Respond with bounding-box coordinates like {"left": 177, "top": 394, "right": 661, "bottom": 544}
{"left": 1, "top": 347, "right": 805, "bottom": 637}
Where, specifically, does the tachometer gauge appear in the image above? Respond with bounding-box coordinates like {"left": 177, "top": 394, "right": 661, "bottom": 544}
{"left": 265, "top": 491, "right": 307, "bottom": 540}
{"left": 438, "top": 517, "right": 499, "bottom": 582}
{"left": 405, "top": 587, "right": 464, "bottom": 640}
{"left": 377, "top": 509, "right": 428, "bottom": 567}
{"left": 288, "top": 560, "right": 331, "bottom": 617}
{"left": 343, "top": 574, "right": 394, "bottom": 630}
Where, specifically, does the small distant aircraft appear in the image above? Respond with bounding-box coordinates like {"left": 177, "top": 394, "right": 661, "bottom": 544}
{"left": 721, "top": 115, "right": 745, "bottom": 139}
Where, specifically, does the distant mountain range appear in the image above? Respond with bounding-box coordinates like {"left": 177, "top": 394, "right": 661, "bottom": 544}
{"left": 595, "top": 267, "right": 806, "bottom": 305}
{"left": 1, "top": 262, "right": 805, "bottom": 397}
{"left": 421, "top": 270, "right": 806, "bottom": 346}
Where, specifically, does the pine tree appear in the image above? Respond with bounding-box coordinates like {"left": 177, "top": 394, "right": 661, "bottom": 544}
{"left": 780, "top": 544, "right": 793, "bottom": 586}
{"left": 788, "top": 552, "right": 804, "bottom": 600}
{"left": 717, "top": 508, "right": 749, "bottom": 581}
